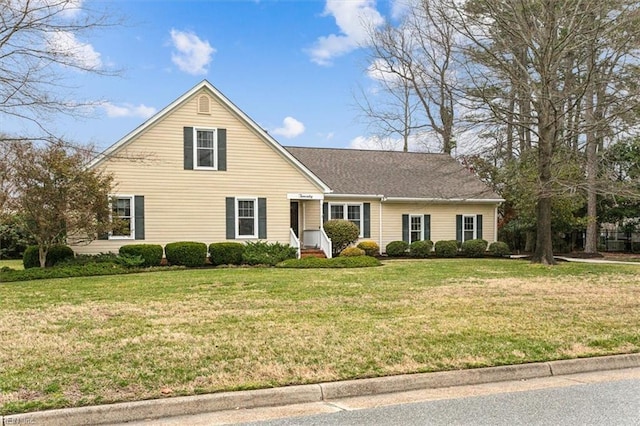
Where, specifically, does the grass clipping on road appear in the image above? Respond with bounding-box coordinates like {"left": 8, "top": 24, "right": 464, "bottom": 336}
{"left": 1, "top": 259, "right": 640, "bottom": 414}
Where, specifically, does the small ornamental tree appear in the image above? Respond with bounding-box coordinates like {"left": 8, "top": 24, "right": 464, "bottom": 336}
{"left": 323, "top": 219, "right": 360, "bottom": 257}
{"left": 7, "top": 141, "right": 113, "bottom": 267}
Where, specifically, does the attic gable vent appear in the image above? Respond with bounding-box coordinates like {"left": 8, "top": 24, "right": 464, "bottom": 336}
{"left": 197, "top": 94, "right": 211, "bottom": 114}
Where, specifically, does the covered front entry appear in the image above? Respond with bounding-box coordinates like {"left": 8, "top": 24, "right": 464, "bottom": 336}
{"left": 287, "top": 193, "right": 331, "bottom": 257}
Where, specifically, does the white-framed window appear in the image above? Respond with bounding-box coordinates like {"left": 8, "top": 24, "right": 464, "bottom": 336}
{"left": 194, "top": 128, "right": 217, "bottom": 169}
{"left": 110, "top": 195, "right": 135, "bottom": 239}
{"left": 236, "top": 197, "right": 258, "bottom": 238}
{"left": 329, "top": 203, "right": 363, "bottom": 236}
{"left": 410, "top": 215, "right": 423, "bottom": 243}
{"left": 463, "top": 215, "right": 476, "bottom": 242}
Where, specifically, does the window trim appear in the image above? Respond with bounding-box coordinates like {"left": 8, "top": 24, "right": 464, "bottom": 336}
{"left": 409, "top": 214, "right": 423, "bottom": 243}
{"left": 235, "top": 197, "right": 258, "bottom": 239}
{"left": 328, "top": 202, "right": 364, "bottom": 237}
{"left": 109, "top": 194, "right": 135, "bottom": 240}
{"left": 462, "top": 214, "right": 477, "bottom": 242}
{"left": 193, "top": 127, "right": 218, "bottom": 170}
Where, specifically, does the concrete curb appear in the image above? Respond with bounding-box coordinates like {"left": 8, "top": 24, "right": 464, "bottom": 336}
{"left": 4, "top": 353, "right": 640, "bottom": 426}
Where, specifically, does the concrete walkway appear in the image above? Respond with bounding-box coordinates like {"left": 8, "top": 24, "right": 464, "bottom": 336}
{"left": 554, "top": 256, "right": 640, "bottom": 265}
{"left": 3, "top": 353, "right": 639, "bottom": 426}
{"left": 510, "top": 254, "right": 640, "bottom": 265}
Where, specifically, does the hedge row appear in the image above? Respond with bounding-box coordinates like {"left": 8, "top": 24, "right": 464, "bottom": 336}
{"left": 22, "top": 240, "right": 300, "bottom": 270}
{"left": 384, "top": 239, "right": 511, "bottom": 258}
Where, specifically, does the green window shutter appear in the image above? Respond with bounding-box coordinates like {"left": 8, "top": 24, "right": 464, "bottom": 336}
{"left": 184, "top": 127, "right": 193, "bottom": 170}
{"left": 363, "top": 203, "right": 371, "bottom": 238}
{"left": 456, "top": 215, "right": 463, "bottom": 242}
{"left": 477, "top": 215, "right": 483, "bottom": 240}
{"left": 217, "top": 128, "right": 227, "bottom": 171}
{"left": 226, "top": 197, "right": 235, "bottom": 239}
{"left": 258, "top": 198, "right": 267, "bottom": 239}
{"left": 134, "top": 196, "right": 145, "bottom": 240}
{"left": 424, "top": 214, "right": 431, "bottom": 241}
{"left": 402, "top": 214, "right": 409, "bottom": 243}
{"left": 323, "top": 202, "right": 328, "bottom": 224}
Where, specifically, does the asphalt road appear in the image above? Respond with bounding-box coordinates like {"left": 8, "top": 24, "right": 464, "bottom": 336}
{"left": 245, "top": 377, "right": 640, "bottom": 426}
{"left": 117, "top": 367, "right": 640, "bottom": 426}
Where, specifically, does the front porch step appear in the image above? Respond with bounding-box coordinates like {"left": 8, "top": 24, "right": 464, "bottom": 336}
{"left": 300, "top": 248, "right": 326, "bottom": 259}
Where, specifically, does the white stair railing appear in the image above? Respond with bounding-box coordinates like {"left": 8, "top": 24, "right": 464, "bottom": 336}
{"left": 320, "top": 228, "right": 332, "bottom": 259}
{"left": 290, "top": 228, "right": 301, "bottom": 259}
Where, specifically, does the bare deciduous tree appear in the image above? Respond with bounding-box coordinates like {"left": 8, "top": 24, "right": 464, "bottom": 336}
{"left": 362, "top": 0, "right": 459, "bottom": 154}
{"left": 1, "top": 0, "right": 118, "bottom": 140}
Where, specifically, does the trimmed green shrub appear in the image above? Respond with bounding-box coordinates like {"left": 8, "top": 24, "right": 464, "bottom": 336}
{"left": 242, "top": 241, "right": 297, "bottom": 266}
{"left": 323, "top": 219, "right": 360, "bottom": 256}
{"left": 209, "top": 242, "right": 245, "bottom": 266}
{"left": 357, "top": 240, "right": 380, "bottom": 257}
{"left": 119, "top": 244, "right": 163, "bottom": 267}
{"left": 386, "top": 240, "right": 409, "bottom": 257}
{"left": 461, "top": 239, "right": 488, "bottom": 258}
{"left": 48, "top": 245, "right": 75, "bottom": 266}
{"left": 340, "top": 246, "right": 365, "bottom": 257}
{"left": 410, "top": 240, "right": 433, "bottom": 258}
{"left": 22, "top": 246, "right": 39, "bottom": 269}
{"left": 277, "top": 256, "right": 381, "bottom": 268}
{"left": 489, "top": 241, "right": 511, "bottom": 257}
{"left": 23, "top": 244, "right": 74, "bottom": 269}
{"left": 434, "top": 240, "right": 458, "bottom": 258}
{"left": 164, "top": 242, "right": 207, "bottom": 267}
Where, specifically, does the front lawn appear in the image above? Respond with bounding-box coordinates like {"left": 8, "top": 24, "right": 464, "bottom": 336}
{"left": 2, "top": 259, "right": 640, "bottom": 414}
{"left": 0, "top": 259, "right": 23, "bottom": 270}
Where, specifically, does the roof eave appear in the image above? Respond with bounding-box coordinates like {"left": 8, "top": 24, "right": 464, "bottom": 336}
{"left": 382, "top": 197, "right": 504, "bottom": 204}
{"left": 325, "top": 193, "right": 385, "bottom": 200}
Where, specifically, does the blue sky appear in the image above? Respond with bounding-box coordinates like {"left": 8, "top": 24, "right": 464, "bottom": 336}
{"left": 15, "top": 0, "right": 406, "bottom": 152}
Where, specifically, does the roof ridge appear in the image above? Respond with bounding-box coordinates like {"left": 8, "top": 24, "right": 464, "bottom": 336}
{"left": 285, "top": 146, "right": 451, "bottom": 156}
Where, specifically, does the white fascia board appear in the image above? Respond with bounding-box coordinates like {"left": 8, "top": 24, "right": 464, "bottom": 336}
{"left": 88, "top": 80, "right": 332, "bottom": 194}
{"left": 382, "top": 197, "right": 505, "bottom": 204}
{"left": 325, "top": 194, "right": 385, "bottom": 200}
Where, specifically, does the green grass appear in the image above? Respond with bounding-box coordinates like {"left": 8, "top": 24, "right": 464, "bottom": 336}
{"left": 1, "top": 259, "right": 640, "bottom": 415}
{"left": 0, "top": 259, "right": 23, "bottom": 270}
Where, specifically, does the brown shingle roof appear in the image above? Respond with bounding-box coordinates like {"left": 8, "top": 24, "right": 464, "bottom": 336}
{"left": 285, "top": 147, "right": 501, "bottom": 200}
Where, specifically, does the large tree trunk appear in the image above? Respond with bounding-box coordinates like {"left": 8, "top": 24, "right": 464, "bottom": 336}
{"left": 38, "top": 246, "right": 48, "bottom": 268}
{"left": 584, "top": 47, "right": 599, "bottom": 254}
{"left": 532, "top": 108, "right": 556, "bottom": 265}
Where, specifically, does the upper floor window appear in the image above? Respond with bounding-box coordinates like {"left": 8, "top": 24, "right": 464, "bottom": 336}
{"left": 195, "top": 128, "right": 217, "bottom": 169}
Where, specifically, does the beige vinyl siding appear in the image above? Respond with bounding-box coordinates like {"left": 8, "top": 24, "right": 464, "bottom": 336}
{"left": 381, "top": 202, "right": 497, "bottom": 251}
{"left": 301, "top": 200, "right": 321, "bottom": 231}
{"left": 75, "top": 89, "right": 323, "bottom": 254}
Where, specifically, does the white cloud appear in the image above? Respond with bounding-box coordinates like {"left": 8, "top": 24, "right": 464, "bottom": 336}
{"left": 272, "top": 116, "right": 305, "bottom": 139}
{"left": 58, "top": 0, "right": 84, "bottom": 18}
{"left": 307, "top": 0, "right": 384, "bottom": 66}
{"left": 349, "top": 131, "right": 444, "bottom": 153}
{"left": 170, "top": 29, "right": 215, "bottom": 75}
{"left": 350, "top": 135, "right": 405, "bottom": 151}
{"left": 46, "top": 30, "right": 102, "bottom": 70}
{"left": 102, "top": 102, "right": 157, "bottom": 119}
